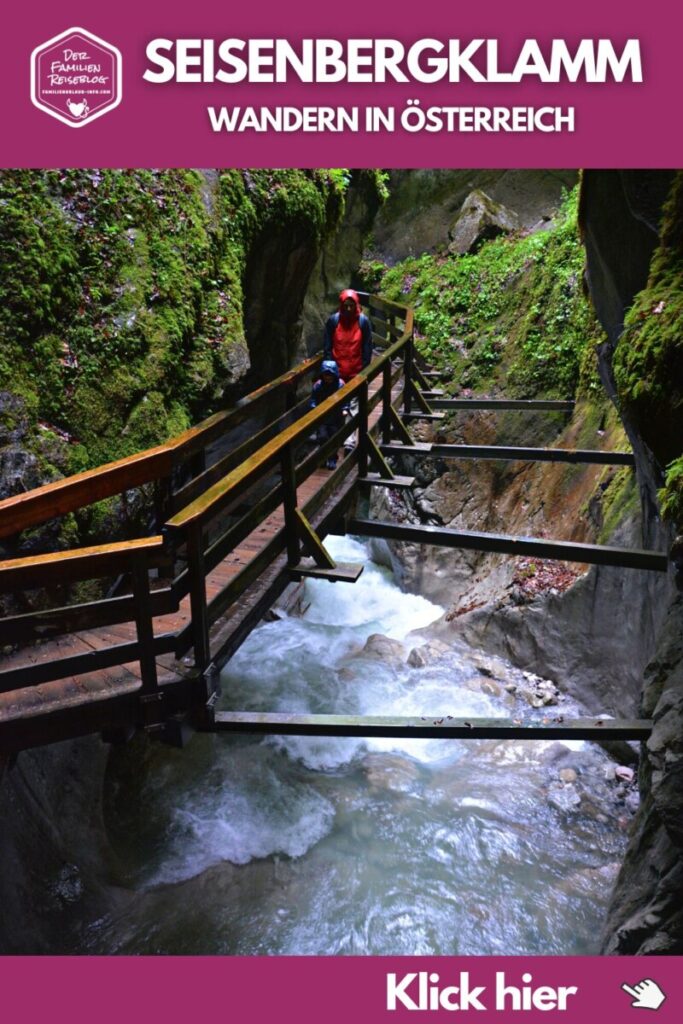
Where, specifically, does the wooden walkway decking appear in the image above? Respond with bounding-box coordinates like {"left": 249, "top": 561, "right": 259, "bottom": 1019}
{"left": 0, "top": 291, "right": 664, "bottom": 752}
{"left": 0, "top": 376, "right": 388, "bottom": 738}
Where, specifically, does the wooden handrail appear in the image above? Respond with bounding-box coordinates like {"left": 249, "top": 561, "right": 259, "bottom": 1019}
{"left": 164, "top": 376, "right": 367, "bottom": 533}
{"left": 0, "top": 447, "right": 174, "bottom": 541}
{"left": 0, "top": 297, "right": 411, "bottom": 542}
{"left": 0, "top": 293, "right": 416, "bottom": 724}
{"left": 0, "top": 355, "right": 323, "bottom": 540}
{"left": 0, "top": 536, "right": 167, "bottom": 592}
{"left": 163, "top": 320, "right": 413, "bottom": 534}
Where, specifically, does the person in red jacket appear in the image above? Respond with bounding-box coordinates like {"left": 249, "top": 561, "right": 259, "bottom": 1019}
{"left": 323, "top": 289, "right": 373, "bottom": 382}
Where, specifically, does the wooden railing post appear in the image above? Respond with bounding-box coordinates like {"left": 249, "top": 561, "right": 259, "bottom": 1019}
{"left": 186, "top": 522, "right": 210, "bottom": 672}
{"left": 382, "top": 362, "right": 392, "bottom": 445}
{"left": 189, "top": 449, "right": 206, "bottom": 483}
{"left": 358, "top": 380, "right": 369, "bottom": 479}
{"left": 387, "top": 312, "right": 396, "bottom": 345}
{"left": 153, "top": 475, "right": 173, "bottom": 532}
{"left": 404, "top": 331, "right": 414, "bottom": 416}
{"left": 285, "top": 384, "right": 298, "bottom": 414}
{"left": 280, "top": 443, "right": 300, "bottom": 566}
{"left": 131, "top": 554, "right": 158, "bottom": 694}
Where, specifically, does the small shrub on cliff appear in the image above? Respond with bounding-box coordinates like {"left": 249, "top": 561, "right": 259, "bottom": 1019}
{"left": 659, "top": 457, "right": 683, "bottom": 529}
{"left": 380, "top": 187, "right": 605, "bottom": 399}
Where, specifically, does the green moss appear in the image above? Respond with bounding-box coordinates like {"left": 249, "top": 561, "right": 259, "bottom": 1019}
{"left": 0, "top": 169, "right": 347, "bottom": 470}
{"left": 0, "top": 168, "right": 349, "bottom": 551}
{"left": 380, "top": 187, "right": 606, "bottom": 399}
{"left": 659, "top": 457, "right": 683, "bottom": 528}
{"left": 613, "top": 173, "right": 683, "bottom": 521}
{"left": 597, "top": 467, "right": 640, "bottom": 544}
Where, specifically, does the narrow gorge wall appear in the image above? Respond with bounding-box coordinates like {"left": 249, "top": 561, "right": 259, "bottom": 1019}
{"left": 0, "top": 168, "right": 373, "bottom": 951}
{"left": 369, "top": 170, "right": 683, "bottom": 951}
{"left": 580, "top": 170, "right": 683, "bottom": 954}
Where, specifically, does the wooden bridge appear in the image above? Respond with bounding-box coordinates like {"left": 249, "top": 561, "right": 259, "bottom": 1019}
{"left": 0, "top": 295, "right": 668, "bottom": 754}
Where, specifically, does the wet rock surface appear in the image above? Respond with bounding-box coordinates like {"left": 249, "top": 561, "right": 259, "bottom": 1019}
{"left": 372, "top": 169, "right": 578, "bottom": 262}
{"left": 602, "top": 593, "right": 683, "bottom": 953}
{"left": 447, "top": 190, "right": 519, "bottom": 255}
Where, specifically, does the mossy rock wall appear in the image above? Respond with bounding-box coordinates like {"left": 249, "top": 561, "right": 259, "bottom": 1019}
{"left": 372, "top": 169, "right": 577, "bottom": 263}
{"left": 378, "top": 186, "right": 605, "bottom": 400}
{"left": 1, "top": 170, "right": 351, "bottom": 479}
{"left": 611, "top": 172, "right": 683, "bottom": 527}
{"left": 0, "top": 169, "right": 349, "bottom": 563}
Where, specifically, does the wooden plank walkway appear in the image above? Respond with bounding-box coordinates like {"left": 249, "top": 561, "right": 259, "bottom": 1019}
{"left": 0, "top": 465, "right": 340, "bottom": 727}
{"left": 0, "top": 314, "right": 662, "bottom": 753}
{"left": 0, "top": 375, "right": 391, "bottom": 740}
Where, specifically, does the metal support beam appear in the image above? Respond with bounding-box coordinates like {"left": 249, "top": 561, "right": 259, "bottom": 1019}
{"left": 287, "top": 563, "right": 364, "bottom": 583}
{"left": 381, "top": 362, "right": 393, "bottom": 446}
{"left": 280, "top": 445, "right": 301, "bottom": 566}
{"left": 210, "top": 711, "right": 653, "bottom": 741}
{"left": 425, "top": 398, "right": 576, "bottom": 411}
{"left": 412, "top": 363, "right": 432, "bottom": 390}
{"left": 357, "top": 474, "right": 415, "bottom": 490}
{"left": 348, "top": 518, "right": 669, "bottom": 572}
{"left": 404, "top": 337, "right": 413, "bottom": 415}
{"left": 367, "top": 435, "right": 395, "bottom": 479}
{"left": 382, "top": 442, "right": 635, "bottom": 467}
{"left": 389, "top": 406, "right": 414, "bottom": 445}
{"left": 403, "top": 412, "right": 446, "bottom": 422}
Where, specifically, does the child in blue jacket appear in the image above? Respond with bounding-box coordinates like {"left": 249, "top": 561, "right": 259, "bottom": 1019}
{"left": 310, "top": 360, "right": 345, "bottom": 469}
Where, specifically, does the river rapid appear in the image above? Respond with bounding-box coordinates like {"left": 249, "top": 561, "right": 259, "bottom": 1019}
{"left": 93, "top": 536, "right": 634, "bottom": 955}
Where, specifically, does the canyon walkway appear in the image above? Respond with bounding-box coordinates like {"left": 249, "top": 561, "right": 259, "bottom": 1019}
{"left": 0, "top": 295, "right": 668, "bottom": 753}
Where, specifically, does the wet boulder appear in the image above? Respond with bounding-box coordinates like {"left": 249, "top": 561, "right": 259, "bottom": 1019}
{"left": 360, "top": 633, "right": 406, "bottom": 665}
{"left": 448, "top": 190, "right": 519, "bottom": 255}
{"left": 407, "top": 639, "right": 452, "bottom": 668}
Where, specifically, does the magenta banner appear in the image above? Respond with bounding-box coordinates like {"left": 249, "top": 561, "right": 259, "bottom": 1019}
{"left": 2, "top": 0, "right": 680, "bottom": 167}
{"left": 1, "top": 956, "right": 681, "bottom": 1020}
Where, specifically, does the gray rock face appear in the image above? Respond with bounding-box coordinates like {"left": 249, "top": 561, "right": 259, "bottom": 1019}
{"left": 0, "top": 739, "right": 127, "bottom": 953}
{"left": 580, "top": 171, "right": 675, "bottom": 347}
{"left": 301, "top": 173, "right": 383, "bottom": 360}
{"left": 372, "top": 169, "right": 578, "bottom": 262}
{"left": 0, "top": 393, "right": 42, "bottom": 501}
{"left": 447, "top": 537, "right": 670, "bottom": 715}
{"left": 578, "top": 171, "right": 683, "bottom": 955}
{"left": 602, "top": 594, "right": 683, "bottom": 954}
{"left": 447, "top": 190, "right": 519, "bottom": 255}
{"left": 0, "top": 443, "right": 41, "bottom": 500}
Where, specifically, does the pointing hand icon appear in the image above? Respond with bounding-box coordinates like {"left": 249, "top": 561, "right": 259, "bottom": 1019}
{"left": 622, "top": 979, "right": 666, "bottom": 1010}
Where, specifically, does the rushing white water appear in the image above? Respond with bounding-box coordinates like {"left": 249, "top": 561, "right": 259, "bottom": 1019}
{"left": 98, "top": 536, "right": 632, "bottom": 955}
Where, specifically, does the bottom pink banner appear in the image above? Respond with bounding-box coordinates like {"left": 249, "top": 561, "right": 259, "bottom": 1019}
{"left": 1, "top": 955, "right": 681, "bottom": 1022}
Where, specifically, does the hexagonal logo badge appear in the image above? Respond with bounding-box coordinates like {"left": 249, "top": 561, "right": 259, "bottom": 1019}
{"left": 31, "top": 27, "right": 122, "bottom": 128}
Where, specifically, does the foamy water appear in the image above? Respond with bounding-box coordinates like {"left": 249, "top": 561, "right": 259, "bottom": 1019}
{"left": 96, "top": 536, "right": 631, "bottom": 955}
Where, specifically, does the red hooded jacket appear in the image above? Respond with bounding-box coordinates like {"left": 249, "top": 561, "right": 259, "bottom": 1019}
{"left": 323, "top": 289, "right": 372, "bottom": 381}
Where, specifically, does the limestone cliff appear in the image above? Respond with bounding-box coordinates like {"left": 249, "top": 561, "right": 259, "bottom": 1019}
{"left": 580, "top": 170, "right": 683, "bottom": 954}
{"left": 0, "top": 169, "right": 354, "bottom": 601}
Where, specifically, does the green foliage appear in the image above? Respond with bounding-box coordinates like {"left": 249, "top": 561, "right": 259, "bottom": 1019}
{"left": 659, "top": 457, "right": 683, "bottom": 528}
{"left": 380, "top": 187, "right": 606, "bottom": 398}
{"left": 372, "top": 170, "right": 390, "bottom": 202}
{"left": 357, "top": 257, "right": 389, "bottom": 292}
{"left": 0, "top": 168, "right": 346, "bottom": 472}
{"left": 597, "top": 466, "right": 640, "bottom": 544}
